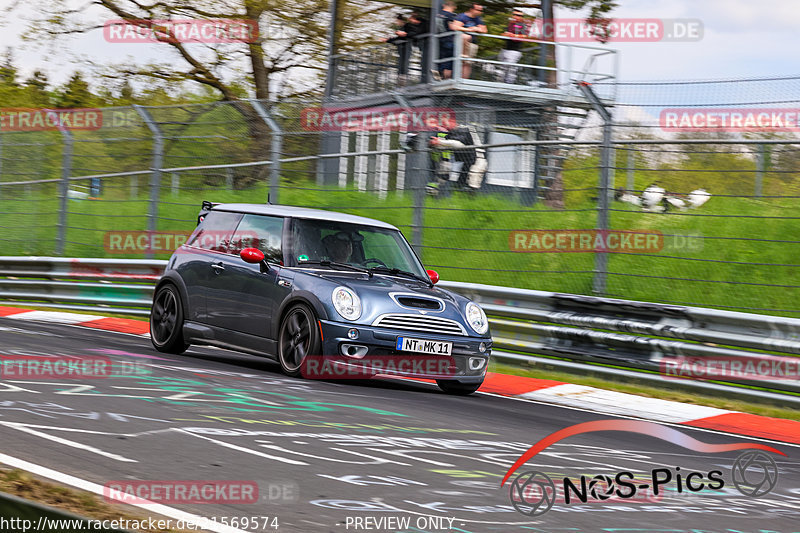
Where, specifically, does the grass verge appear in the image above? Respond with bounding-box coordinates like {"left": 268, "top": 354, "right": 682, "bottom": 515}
{"left": 0, "top": 468, "right": 185, "bottom": 532}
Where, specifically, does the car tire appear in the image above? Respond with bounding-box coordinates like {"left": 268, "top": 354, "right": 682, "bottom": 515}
{"left": 150, "top": 283, "right": 189, "bottom": 354}
{"left": 436, "top": 379, "right": 482, "bottom": 395}
{"left": 278, "top": 303, "right": 321, "bottom": 377}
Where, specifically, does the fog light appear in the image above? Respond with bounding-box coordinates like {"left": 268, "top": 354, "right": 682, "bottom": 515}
{"left": 479, "top": 342, "right": 486, "bottom": 353}
{"left": 341, "top": 344, "right": 368, "bottom": 358}
{"left": 347, "top": 328, "right": 359, "bottom": 340}
{"left": 469, "top": 357, "right": 486, "bottom": 371}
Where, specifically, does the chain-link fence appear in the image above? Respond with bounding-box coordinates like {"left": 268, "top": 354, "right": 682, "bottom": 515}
{"left": 2, "top": 77, "right": 799, "bottom": 316}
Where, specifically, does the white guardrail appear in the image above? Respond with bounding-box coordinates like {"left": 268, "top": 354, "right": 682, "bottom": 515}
{"left": 1, "top": 256, "right": 799, "bottom": 406}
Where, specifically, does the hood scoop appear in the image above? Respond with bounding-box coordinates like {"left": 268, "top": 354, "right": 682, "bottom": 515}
{"left": 395, "top": 295, "right": 443, "bottom": 311}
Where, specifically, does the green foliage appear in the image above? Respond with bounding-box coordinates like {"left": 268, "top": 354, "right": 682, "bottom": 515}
{"left": 2, "top": 167, "right": 798, "bottom": 316}
{"left": 0, "top": 48, "right": 18, "bottom": 87}
{"left": 55, "top": 72, "right": 98, "bottom": 108}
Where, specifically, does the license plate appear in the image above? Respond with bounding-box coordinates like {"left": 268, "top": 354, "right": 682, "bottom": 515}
{"left": 395, "top": 337, "right": 453, "bottom": 355}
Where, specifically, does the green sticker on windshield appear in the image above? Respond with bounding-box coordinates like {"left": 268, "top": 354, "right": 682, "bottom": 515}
{"left": 298, "top": 254, "right": 309, "bottom": 262}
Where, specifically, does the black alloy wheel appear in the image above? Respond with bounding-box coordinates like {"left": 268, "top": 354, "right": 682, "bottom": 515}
{"left": 150, "top": 284, "right": 189, "bottom": 354}
{"left": 278, "top": 303, "right": 321, "bottom": 377}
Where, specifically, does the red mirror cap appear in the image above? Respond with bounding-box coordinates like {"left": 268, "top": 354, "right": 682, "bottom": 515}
{"left": 426, "top": 269, "right": 439, "bottom": 284}
{"left": 240, "top": 248, "right": 265, "bottom": 264}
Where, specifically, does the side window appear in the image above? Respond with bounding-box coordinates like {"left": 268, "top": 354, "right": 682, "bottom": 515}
{"left": 186, "top": 211, "right": 242, "bottom": 252}
{"left": 229, "top": 214, "right": 284, "bottom": 263}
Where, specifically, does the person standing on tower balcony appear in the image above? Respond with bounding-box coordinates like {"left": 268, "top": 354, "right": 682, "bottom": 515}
{"left": 436, "top": 0, "right": 458, "bottom": 79}
{"left": 498, "top": 9, "right": 530, "bottom": 84}
{"left": 381, "top": 14, "right": 412, "bottom": 83}
{"left": 451, "top": 3, "right": 487, "bottom": 79}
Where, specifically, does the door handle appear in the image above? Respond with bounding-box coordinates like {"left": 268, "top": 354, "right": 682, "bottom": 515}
{"left": 211, "top": 262, "right": 225, "bottom": 274}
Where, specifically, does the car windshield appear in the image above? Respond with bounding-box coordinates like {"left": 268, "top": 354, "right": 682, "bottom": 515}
{"left": 288, "top": 218, "right": 427, "bottom": 278}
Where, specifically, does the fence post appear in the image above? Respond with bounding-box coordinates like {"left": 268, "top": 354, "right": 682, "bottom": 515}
{"left": 532, "top": 131, "right": 541, "bottom": 203}
{"left": 366, "top": 133, "right": 378, "bottom": 193}
{"left": 55, "top": 126, "right": 74, "bottom": 256}
{"left": 340, "top": 132, "right": 350, "bottom": 187}
{"left": 577, "top": 82, "right": 612, "bottom": 296}
{"left": 251, "top": 100, "right": 283, "bottom": 204}
{"left": 133, "top": 105, "right": 163, "bottom": 259}
{"left": 377, "top": 131, "right": 389, "bottom": 198}
{"left": 626, "top": 147, "right": 635, "bottom": 191}
{"left": 755, "top": 143, "right": 765, "bottom": 198}
{"left": 407, "top": 134, "right": 427, "bottom": 260}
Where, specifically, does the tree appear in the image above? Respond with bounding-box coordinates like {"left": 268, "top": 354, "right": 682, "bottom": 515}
{"left": 25, "top": 70, "right": 52, "bottom": 107}
{"left": 56, "top": 72, "right": 98, "bottom": 108}
{"left": 10, "top": 0, "right": 392, "bottom": 185}
{"left": 0, "top": 48, "right": 18, "bottom": 87}
{"left": 12, "top": 0, "right": 390, "bottom": 101}
{"left": 119, "top": 80, "right": 134, "bottom": 102}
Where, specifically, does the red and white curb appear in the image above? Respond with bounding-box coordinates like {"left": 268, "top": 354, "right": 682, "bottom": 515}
{"left": 476, "top": 373, "right": 800, "bottom": 445}
{"left": 0, "top": 306, "right": 150, "bottom": 336}
{"left": 2, "top": 304, "right": 799, "bottom": 445}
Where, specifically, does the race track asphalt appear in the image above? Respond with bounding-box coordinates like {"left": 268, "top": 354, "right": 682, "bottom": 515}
{"left": 0, "top": 317, "right": 798, "bottom": 533}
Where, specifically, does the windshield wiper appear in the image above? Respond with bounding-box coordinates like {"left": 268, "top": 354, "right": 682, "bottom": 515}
{"left": 296, "top": 260, "right": 372, "bottom": 276}
{"left": 368, "top": 266, "right": 432, "bottom": 286}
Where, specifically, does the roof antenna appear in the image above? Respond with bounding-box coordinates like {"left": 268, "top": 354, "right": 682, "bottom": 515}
{"left": 267, "top": 193, "right": 271, "bottom": 205}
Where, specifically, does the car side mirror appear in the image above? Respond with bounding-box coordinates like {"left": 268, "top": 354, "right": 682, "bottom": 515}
{"left": 427, "top": 269, "right": 439, "bottom": 284}
{"left": 240, "top": 248, "right": 265, "bottom": 264}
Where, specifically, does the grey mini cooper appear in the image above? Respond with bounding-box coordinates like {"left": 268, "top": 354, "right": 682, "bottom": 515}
{"left": 150, "top": 202, "right": 491, "bottom": 394}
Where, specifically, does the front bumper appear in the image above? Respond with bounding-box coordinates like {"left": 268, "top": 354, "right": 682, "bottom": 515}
{"left": 317, "top": 319, "right": 491, "bottom": 382}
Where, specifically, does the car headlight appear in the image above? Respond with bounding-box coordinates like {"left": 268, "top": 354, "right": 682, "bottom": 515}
{"left": 332, "top": 286, "right": 362, "bottom": 321}
{"left": 465, "top": 302, "right": 488, "bottom": 335}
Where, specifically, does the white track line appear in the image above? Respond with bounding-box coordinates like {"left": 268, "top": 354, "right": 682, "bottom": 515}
{"left": 176, "top": 428, "right": 309, "bottom": 465}
{"left": 10, "top": 311, "right": 104, "bottom": 324}
{"left": 0, "top": 452, "right": 250, "bottom": 533}
{"left": 0, "top": 422, "right": 136, "bottom": 463}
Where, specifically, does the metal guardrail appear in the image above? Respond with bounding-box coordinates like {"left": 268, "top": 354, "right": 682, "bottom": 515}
{"left": 441, "top": 281, "right": 800, "bottom": 406}
{"left": 0, "top": 257, "right": 162, "bottom": 317}
{"left": 2, "top": 257, "right": 799, "bottom": 405}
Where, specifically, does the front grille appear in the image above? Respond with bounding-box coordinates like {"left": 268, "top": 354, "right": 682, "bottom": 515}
{"left": 372, "top": 314, "right": 466, "bottom": 336}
